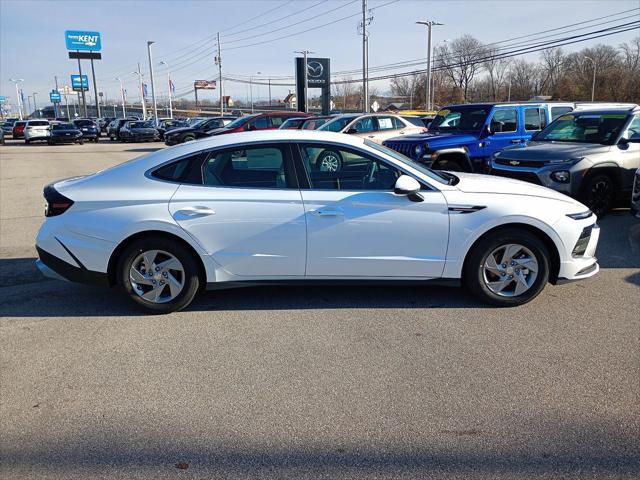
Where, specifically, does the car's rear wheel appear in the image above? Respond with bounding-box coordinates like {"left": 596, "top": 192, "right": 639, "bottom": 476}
{"left": 316, "top": 149, "right": 343, "bottom": 172}
{"left": 182, "top": 134, "right": 195, "bottom": 143}
{"left": 580, "top": 173, "right": 614, "bottom": 217}
{"left": 117, "top": 238, "right": 200, "bottom": 314}
{"left": 463, "top": 229, "right": 549, "bottom": 307}
{"left": 24, "top": 139, "right": 30, "bottom": 145}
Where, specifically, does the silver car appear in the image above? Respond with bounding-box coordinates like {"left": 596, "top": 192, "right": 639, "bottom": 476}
{"left": 490, "top": 106, "right": 640, "bottom": 216}
{"left": 24, "top": 119, "right": 51, "bottom": 144}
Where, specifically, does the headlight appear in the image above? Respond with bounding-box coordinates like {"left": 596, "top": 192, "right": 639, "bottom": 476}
{"left": 549, "top": 157, "right": 585, "bottom": 165}
{"left": 414, "top": 144, "right": 423, "bottom": 157}
{"left": 566, "top": 210, "right": 593, "bottom": 220}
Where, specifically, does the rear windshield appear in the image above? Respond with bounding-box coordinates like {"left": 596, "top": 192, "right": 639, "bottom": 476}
{"left": 74, "top": 120, "right": 95, "bottom": 127}
{"left": 52, "top": 123, "right": 75, "bottom": 130}
{"left": 129, "top": 121, "right": 153, "bottom": 128}
{"left": 318, "top": 115, "right": 359, "bottom": 132}
{"left": 28, "top": 121, "right": 49, "bottom": 126}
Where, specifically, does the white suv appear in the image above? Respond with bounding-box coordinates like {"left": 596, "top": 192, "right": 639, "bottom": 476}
{"left": 24, "top": 120, "right": 51, "bottom": 144}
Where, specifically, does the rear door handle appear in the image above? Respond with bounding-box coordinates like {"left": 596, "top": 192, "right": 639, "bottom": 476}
{"left": 312, "top": 208, "right": 344, "bottom": 217}
{"left": 175, "top": 206, "right": 215, "bottom": 217}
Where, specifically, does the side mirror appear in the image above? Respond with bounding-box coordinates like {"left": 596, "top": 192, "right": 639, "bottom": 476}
{"left": 394, "top": 175, "right": 423, "bottom": 202}
{"left": 345, "top": 127, "right": 359, "bottom": 134}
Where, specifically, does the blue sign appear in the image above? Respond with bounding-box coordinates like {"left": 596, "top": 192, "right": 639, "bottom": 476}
{"left": 65, "top": 30, "right": 101, "bottom": 51}
{"left": 71, "top": 75, "right": 89, "bottom": 91}
{"left": 50, "top": 91, "right": 62, "bottom": 103}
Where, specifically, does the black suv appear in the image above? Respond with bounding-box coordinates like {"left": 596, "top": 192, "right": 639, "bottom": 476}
{"left": 164, "top": 116, "right": 236, "bottom": 145}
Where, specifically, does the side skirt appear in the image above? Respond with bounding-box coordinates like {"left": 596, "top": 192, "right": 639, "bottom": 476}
{"left": 206, "top": 278, "right": 461, "bottom": 291}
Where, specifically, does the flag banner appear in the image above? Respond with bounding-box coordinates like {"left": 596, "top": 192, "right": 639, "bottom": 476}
{"left": 169, "top": 79, "right": 175, "bottom": 93}
{"left": 143, "top": 83, "right": 148, "bottom": 98}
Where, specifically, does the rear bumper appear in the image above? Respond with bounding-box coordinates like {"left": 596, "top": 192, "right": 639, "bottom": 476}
{"left": 36, "top": 246, "right": 110, "bottom": 287}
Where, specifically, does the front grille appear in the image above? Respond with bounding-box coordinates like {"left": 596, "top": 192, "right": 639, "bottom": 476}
{"left": 495, "top": 157, "right": 548, "bottom": 168}
{"left": 489, "top": 169, "right": 542, "bottom": 185}
{"left": 384, "top": 141, "right": 417, "bottom": 159}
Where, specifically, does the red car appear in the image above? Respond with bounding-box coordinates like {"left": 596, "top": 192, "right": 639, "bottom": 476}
{"left": 12, "top": 121, "right": 26, "bottom": 139}
{"left": 204, "top": 111, "right": 312, "bottom": 138}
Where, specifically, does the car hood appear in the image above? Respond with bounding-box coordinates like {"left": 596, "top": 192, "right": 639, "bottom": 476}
{"left": 204, "top": 127, "right": 234, "bottom": 135}
{"left": 498, "top": 141, "right": 610, "bottom": 160}
{"left": 165, "top": 126, "right": 195, "bottom": 136}
{"left": 453, "top": 172, "right": 583, "bottom": 206}
{"left": 388, "top": 131, "right": 478, "bottom": 147}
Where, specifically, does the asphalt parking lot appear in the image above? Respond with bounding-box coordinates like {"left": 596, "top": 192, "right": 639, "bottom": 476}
{"left": 1, "top": 138, "right": 639, "bottom": 479}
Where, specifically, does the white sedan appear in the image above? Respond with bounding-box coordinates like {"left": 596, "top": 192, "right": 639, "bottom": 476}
{"left": 36, "top": 130, "right": 600, "bottom": 313}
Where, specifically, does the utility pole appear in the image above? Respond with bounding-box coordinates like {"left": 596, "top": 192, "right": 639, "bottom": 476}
{"left": 416, "top": 20, "right": 443, "bottom": 111}
{"left": 294, "top": 50, "right": 314, "bottom": 113}
{"left": 147, "top": 41, "right": 158, "bottom": 126}
{"left": 10, "top": 78, "right": 24, "bottom": 120}
{"left": 584, "top": 56, "right": 596, "bottom": 101}
{"left": 159, "top": 61, "right": 173, "bottom": 119}
{"left": 133, "top": 64, "right": 146, "bottom": 120}
{"left": 54, "top": 76, "right": 59, "bottom": 118}
{"left": 268, "top": 78, "right": 271, "bottom": 107}
{"left": 360, "top": 0, "right": 371, "bottom": 113}
{"left": 90, "top": 58, "right": 101, "bottom": 118}
{"left": 33, "top": 92, "right": 38, "bottom": 117}
{"left": 216, "top": 32, "right": 224, "bottom": 116}
{"left": 115, "top": 77, "right": 126, "bottom": 117}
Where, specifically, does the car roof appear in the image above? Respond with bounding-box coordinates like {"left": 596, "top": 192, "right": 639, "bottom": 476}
{"left": 565, "top": 108, "right": 637, "bottom": 116}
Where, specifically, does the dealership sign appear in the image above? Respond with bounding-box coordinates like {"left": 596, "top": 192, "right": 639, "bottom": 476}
{"left": 65, "top": 30, "right": 102, "bottom": 51}
{"left": 194, "top": 80, "right": 216, "bottom": 89}
{"left": 70, "top": 74, "right": 89, "bottom": 91}
{"left": 50, "top": 90, "right": 62, "bottom": 103}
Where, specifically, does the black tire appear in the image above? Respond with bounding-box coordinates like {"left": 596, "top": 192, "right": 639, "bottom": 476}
{"left": 315, "top": 149, "right": 343, "bottom": 172}
{"left": 580, "top": 173, "right": 614, "bottom": 218}
{"left": 79, "top": 140, "right": 84, "bottom": 145}
{"left": 181, "top": 134, "right": 195, "bottom": 143}
{"left": 117, "top": 237, "right": 201, "bottom": 314}
{"left": 24, "top": 139, "right": 30, "bottom": 145}
{"left": 47, "top": 139, "right": 53, "bottom": 145}
{"left": 110, "top": 135, "right": 115, "bottom": 141}
{"left": 435, "top": 160, "right": 463, "bottom": 172}
{"left": 463, "top": 228, "right": 550, "bottom": 307}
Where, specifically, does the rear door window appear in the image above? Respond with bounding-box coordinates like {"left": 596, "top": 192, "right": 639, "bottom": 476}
{"left": 524, "top": 108, "right": 546, "bottom": 131}
{"left": 551, "top": 106, "right": 573, "bottom": 121}
{"left": 376, "top": 116, "right": 397, "bottom": 131}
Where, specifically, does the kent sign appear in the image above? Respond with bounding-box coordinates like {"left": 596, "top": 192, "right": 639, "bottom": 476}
{"left": 65, "top": 30, "right": 102, "bottom": 51}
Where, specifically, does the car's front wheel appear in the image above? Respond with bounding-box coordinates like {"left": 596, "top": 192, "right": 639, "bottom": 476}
{"left": 117, "top": 238, "right": 201, "bottom": 314}
{"left": 463, "top": 229, "right": 550, "bottom": 307}
{"left": 580, "top": 173, "right": 614, "bottom": 218}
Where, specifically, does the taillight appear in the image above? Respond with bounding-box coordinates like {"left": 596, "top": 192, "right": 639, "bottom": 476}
{"left": 44, "top": 184, "right": 74, "bottom": 217}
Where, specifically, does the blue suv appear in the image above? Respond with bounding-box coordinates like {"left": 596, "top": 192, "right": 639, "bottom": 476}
{"left": 383, "top": 102, "right": 574, "bottom": 172}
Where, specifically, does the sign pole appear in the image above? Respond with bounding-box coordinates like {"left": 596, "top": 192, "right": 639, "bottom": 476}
{"left": 90, "top": 58, "right": 101, "bottom": 118}
{"left": 54, "top": 76, "right": 59, "bottom": 118}
{"left": 77, "top": 52, "right": 87, "bottom": 117}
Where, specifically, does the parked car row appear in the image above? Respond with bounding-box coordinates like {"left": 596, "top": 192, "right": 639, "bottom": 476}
{"left": 0, "top": 118, "right": 102, "bottom": 145}
{"left": 381, "top": 102, "right": 640, "bottom": 216}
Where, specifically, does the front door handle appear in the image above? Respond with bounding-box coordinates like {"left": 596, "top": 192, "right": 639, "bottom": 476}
{"left": 312, "top": 208, "right": 344, "bottom": 217}
{"left": 510, "top": 139, "right": 522, "bottom": 144}
{"left": 175, "top": 206, "right": 215, "bottom": 217}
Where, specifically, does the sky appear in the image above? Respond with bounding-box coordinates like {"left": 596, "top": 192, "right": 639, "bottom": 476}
{"left": 1, "top": 0, "right": 639, "bottom": 113}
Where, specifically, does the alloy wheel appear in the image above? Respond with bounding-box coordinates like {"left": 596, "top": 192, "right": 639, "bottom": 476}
{"left": 482, "top": 243, "right": 539, "bottom": 297}
{"left": 319, "top": 153, "right": 340, "bottom": 172}
{"left": 129, "top": 249, "right": 185, "bottom": 303}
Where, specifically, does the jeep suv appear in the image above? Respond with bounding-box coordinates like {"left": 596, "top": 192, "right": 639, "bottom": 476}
{"left": 489, "top": 106, "right": 640, "bottom": 216}
{"left": 383, "top": 102, "right": 574, "bottom": 172}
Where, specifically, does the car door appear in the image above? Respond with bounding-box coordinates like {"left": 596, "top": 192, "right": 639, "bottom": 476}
{"left": 295, "top": 142, "right": 449, "bottom": 278}
{"left": 343, "top": 116, "right": 378, "bottom": 140}
{"left": 168, "top": 144, "right": 307, "bottom": 277}
{"left": 369, "top": 116, "right": 403, "bottom": 144}
{"left": 521, "top": 106, "right": 546, "bottom": 142}
{"left": 619, "top": 115, "right": 640, "bottom": 190}
{"left": 484, "top": 106, "right": 521, "bottom": 154}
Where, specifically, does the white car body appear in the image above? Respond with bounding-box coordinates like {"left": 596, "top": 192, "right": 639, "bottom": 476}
{"left": 24, "top": 120, "right": 51, "bottom": 141}
{"left": 35, "top": 130, "right": 600, "bottom": 311}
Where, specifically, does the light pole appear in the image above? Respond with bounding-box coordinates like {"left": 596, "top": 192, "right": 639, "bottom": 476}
{"left": 147, "top": 41, "right": 159, "bottom": 126}
{"left": 159, "top": 61, "right": 173, "bottom": 119}
{"left": 132, "top": 65, "right": 146, "bottom": 120}
{"left": 115, "top": 77, "right": 126, "bottom": 117}
{"left": 32, "top": 92, "right": 38, "bottom": 117}
{"left": 249, "top": 71, "right": 261, "bottom": 114}
{"left": 416, "top": 20, "right": 443, "bottom": 111}
{"left": 584, "top": 56, "right": 596, "bottom": 102}
{"left": 27, "top": 96, "right": 32, "bottom": 116}
{"left": 10, "top": 78, "right": 24, "bottom": 120}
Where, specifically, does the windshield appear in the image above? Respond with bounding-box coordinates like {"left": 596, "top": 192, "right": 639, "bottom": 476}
{"left": 365, "top": 140, "right": 451, "bottom": 185}
{"left": 52, "top": 123, "right": 75, "bottom": 130}
{"left": 224, "top": 115, "right": 256, "bottom": 129}
{"left": 129, "top": 121, "right": 153, "bottom": 128}
{"left": 429, "top": 106, "right": 491, "bottom": 133}
{"left": 535, "top": 112, "right": 629, "bottom": 145}
{"left": 318, "top": 115, "right": 359, "bottom": 132}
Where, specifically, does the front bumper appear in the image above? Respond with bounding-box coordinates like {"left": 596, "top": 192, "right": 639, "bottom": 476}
{"left": 556, "top": 223, "right": 600, "bottom": 282}
{"left": 489, "top": 160, "right": 585, "bottom": 196}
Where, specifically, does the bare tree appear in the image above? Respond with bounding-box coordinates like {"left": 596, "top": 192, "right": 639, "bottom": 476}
{"left": 538, "top": 48, "right": 566, "bottom": 97}
{"left": 332, "top": 77, "right": 357, "bottom": 110}
{"left": 435, "top": 34, "right": 485, "bottom": 101}
{"left": 390, "top": 73, "right": 421, "bottom": 108}
{"left": 482, "top": 49, "right": 511, "bottom": 101}
{"left": 509, "top": 59, "right": 539, "bottom": 100}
